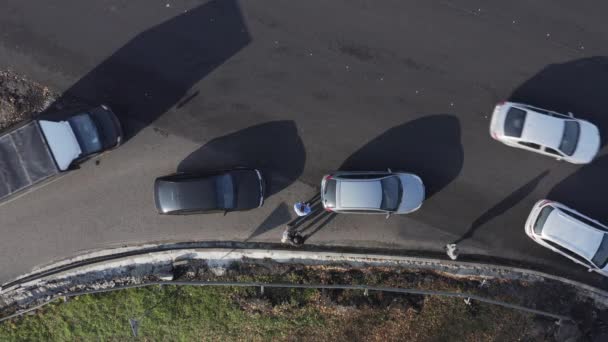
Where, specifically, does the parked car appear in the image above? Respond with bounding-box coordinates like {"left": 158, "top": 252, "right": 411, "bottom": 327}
{"left": 489, "top": 101, "right": 600, "bottom": 164}
{"left": 0, "top": 105, "right": 122, "bottom": 202}
{"left": 525, "top": 200, "right": 608, "bottom": 276}
{"left": 320, "top": 170, "right": 424, "bottom": 217}
{"left": 154, "top": 168, "right": 265, "bottom": 214}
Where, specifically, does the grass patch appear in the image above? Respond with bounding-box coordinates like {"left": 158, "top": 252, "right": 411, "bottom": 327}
{"left": 0, "top": 285, "right": 539, "bottom": 341}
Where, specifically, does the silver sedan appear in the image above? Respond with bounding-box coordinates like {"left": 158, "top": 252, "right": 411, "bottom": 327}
{"left": 320, "top": 170, "right": 425, "bottom": 217}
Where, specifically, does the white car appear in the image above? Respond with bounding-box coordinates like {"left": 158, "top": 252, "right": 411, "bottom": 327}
{"left": 489, "top": 101, "right": 600, "bottom": 164}
{"left": 525, "top": 200, "right": 608, "bottom": 277}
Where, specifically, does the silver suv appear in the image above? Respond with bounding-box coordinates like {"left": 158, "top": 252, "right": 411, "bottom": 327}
{"left": 320, "top": 170, "right": 425, "bottom": 217}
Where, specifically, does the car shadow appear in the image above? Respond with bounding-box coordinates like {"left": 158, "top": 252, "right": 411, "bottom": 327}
{"left": 510, "top": 57, "right": 608, "bottom": 146}
{"left": 41, "top": 0, "right": 250, "bottom": 138}
{"left": 177, "top": 120, "right": 305, "bottom": 197}
{"left": 339, "top": 114, "right": 463, "bottom": 199}
{"left": 548, "top": 155, "right": 608, "bottom": 223}
{"left": 452, "top": 170, "right": 549, "bottom": 244}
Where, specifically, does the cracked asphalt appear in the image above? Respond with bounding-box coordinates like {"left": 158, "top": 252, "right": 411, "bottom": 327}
{"left": 1, "top": 0, "right": 608, "bottom": 288}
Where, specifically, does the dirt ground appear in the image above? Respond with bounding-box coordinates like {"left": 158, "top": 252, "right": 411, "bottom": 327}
{"left": 0, "top": 70, "right": 55, "bottom": 130}
{"left": 172, "top": 259, "right": 608, "bottom": 341}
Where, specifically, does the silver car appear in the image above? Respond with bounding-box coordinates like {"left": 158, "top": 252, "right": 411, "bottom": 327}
{"left": 320, "top": 170, "right": 425, "bottom": 217}
{"left": 489, "top": 101, "right": 600, "bottom": 164}
{"left": 525, "top": 200, "right": 608, "bottom": 277}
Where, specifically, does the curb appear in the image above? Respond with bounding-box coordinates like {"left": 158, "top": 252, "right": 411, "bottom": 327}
{"left": 2, "top": 242, "right": 607, "bottom": 302}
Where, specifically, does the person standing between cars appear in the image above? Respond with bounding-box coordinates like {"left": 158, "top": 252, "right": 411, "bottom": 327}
{"left": 293, "top": 202, "right": 312, "bottom": 217}
{"left": 281, "top": 201, "right": 312, "bottom": 246}
{"left": 281, "top": 226, "right": 304, "bottom": 246}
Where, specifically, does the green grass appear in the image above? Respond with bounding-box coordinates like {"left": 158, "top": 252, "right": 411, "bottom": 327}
{"left": 0, "top": 286, "right": 328, "bottom": 341}
{"left": 0, "top": 285, "right": 536, "bottom": 341}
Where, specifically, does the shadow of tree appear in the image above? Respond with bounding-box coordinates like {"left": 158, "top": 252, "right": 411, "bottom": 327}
{"left": 452, "top": 170, "right": 549, "bottom": 244}
{"left": 42, "top": 0, "right": 250, "bottom": 138}
{"left": 178, "top": 120, "right": 305, "bottom": 196}
{"left": 340, "top": 114, "right": 463, "bottom": 198}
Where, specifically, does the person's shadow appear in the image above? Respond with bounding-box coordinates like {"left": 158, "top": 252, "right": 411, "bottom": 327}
{"left": 340, "top": 114, "right": 464, "bottom": 199}
{"left": 452, "top": 170, "right": 549, "bottom": 244}
{"left": 510, "top": 56, "right": 608, "bottom": 146}
{"left": 42, "top": 0, "right": 251, "bottom": 138}
{"left": 177, "top": 120, "right": 306, "bottom": 197}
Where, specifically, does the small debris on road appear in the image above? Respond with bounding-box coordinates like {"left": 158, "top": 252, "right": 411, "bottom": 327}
{"left": 445, "top": 243, "right": 459, "bottom": 260}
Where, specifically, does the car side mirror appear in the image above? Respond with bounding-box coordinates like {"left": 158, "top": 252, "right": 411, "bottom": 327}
{"left": 567, "top": 112, "right": 574, "bottom": 118}
{"left": 588, "top": 268, "right": 595, "bottom": 273}
{"left": 555, "top": 157, "right": 562, "bottom": 161}
{"left": 386, "top": 212, "right": 391, "bottom": 219}
{"left": 223, "top": 210, "right": 228, "bottom": 216}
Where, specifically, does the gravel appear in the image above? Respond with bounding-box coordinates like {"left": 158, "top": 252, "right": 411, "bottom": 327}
{"left": 0, "top": 70, "right": 55, "bottom": 131}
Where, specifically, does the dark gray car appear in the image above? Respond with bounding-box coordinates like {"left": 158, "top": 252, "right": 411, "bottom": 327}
{"left": 154, "top": 168, "right": 265, "bottom": 214}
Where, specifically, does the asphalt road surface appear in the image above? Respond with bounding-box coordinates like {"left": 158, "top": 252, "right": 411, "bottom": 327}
{"left": 1, "top": 0, "right": 608, "bottom": 288}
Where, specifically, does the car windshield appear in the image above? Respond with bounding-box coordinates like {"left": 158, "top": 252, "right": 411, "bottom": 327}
{"left": 534, "top": 206, "right": 554, "bottom": 234}
{"left": 559, "top": 121, "right": 580, "bottom": 156}
{"left": 504, "top": 107, "right": 526, "bottom": 137}
{"left": 68, "top": 113, "right": 102, "bottom": 155}
{"left": 591, "top": 234, "right": 608, "bottom": 268}
{"left": 214, "top": 174, "right": 235, "bottom": 209}
{"left": 380, "top": 176, "right": 401, "bottom": 211}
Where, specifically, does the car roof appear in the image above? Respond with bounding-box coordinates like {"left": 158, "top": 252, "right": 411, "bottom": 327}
{"left": 519, "top": 110, "right": 564, "bottom": 148}
{"left": 155, "top": 176, "right": 219, "bottom": 212}
{"left": 542, "top": 208, "right": 604, "bottom": 260}
{"left": 338, "top": 180, "right": 382, "bottom": 209}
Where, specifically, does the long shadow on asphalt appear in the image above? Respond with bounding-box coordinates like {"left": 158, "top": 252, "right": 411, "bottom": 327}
{"left": 41, "top": 0, "right": 250, "bottom": 138}
{"left": 339, "top": 114, "right": 463, "bottom": 199}
{"left": 282, "top": 192, "right": 337, "bottom": 242}
{"left": 248, "top": 203, "right": 292, "bottom": 240}
{"left": 452, "top": 170, "right": 549, "bottom": 244}
{"left": 510, "top": 56, "right": 608, "bottom": 146}
{"left": 177, "top": 120, "right": 306, "bottom": 197}
{"left": 548, "top": 155, "right": 608, "bottom": 223}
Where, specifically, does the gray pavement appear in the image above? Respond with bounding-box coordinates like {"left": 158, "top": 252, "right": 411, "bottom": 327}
{"left": 1, "top": 0, "right": 608, "bottom": 288}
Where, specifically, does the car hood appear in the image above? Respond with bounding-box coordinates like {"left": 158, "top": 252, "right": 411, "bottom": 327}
{"left": 396, "top": 173, "right": 425, "bottom": 214}
{"left": 571, "top": 120, "right": 600, "bottom": 164}
{"left": 232, "top": 170, "right": 263, "bottom": 210}
{"left": 89, "top": 107, "right": 122, "bottom": 149}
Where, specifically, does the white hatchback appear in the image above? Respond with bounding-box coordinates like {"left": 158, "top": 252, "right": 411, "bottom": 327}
{"left": 489, "top": 101, "right": 600, "bottom": 164}
{"left": 525, "top": 200, "right": 608, "bottom": 277}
